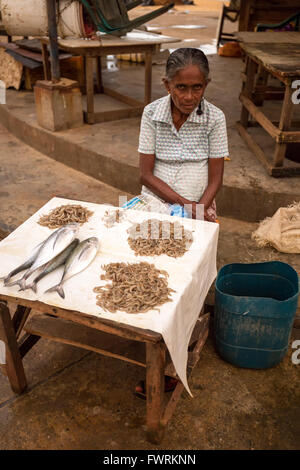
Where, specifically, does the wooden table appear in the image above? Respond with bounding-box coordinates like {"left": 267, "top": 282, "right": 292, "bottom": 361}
{"left": 0, "top": 295, "right": 209, "bottom": 444}
{"left": 40, "top": 31, "right": 179, "bottom": 125}
{"left": 236, "top": 31, "right": 300, "bottom": 176}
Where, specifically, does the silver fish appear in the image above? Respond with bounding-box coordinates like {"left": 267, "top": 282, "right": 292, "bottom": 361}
{"left": 7, "top": 224, "right": 79, "bottom": 291}
{"left": 45, "top": 237, "right": 99, "bottom": 299}
{"left": 24, "top": 239, "right": 80, "bottom": 293}
{"left": 0, "top": 240, "right": 44, "bottom": 285}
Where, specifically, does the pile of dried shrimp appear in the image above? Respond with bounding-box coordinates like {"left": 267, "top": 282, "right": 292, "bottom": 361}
{"left": 38, "top": 204, "right": 93, "bottom": 229}
{"left": 94, "top": 262, "right": 175, "bottom": 313}
{"left": 127, "top": 219, "right": 193, "bottom": 257}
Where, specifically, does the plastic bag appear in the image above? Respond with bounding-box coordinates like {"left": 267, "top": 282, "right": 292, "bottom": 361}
{"left": 122, "top": 194, "right": 189, "bottom": 218}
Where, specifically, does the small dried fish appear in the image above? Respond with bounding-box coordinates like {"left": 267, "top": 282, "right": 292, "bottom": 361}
{"left": 94, "top": 262, "right": 175, "bottom": 314}
{"left": 127, "top": 219, "right": 193, "bottom": 258}
{"left": 38, "top": 204, "right": 93, "bottom": 229}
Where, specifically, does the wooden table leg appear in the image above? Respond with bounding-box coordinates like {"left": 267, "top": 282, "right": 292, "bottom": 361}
{"left": 85, "top": 56, "right": 95, "bottom": 124}
{"left": 144, "top": 50, "right": 152, "bottom": 105}
{"left": 12, "top": 305, "right": 31, "bottom": 339}
{"left": 240, "top": 57, "right": 257, "bottom": 128}
{"left": 254, "top": 64, "right": 269, "bottom": 107}
{"left": 41, "top": 42, "right": 51, "bottom": 81}
{"left": 274, "top": 83, "right": 294, "bottom": 167}
{"left": 146, "top": 341, "right": 165, "bottom": 444}
{"left": 0, "top": 301, "right": 27, "bottom": 394}
{"left": 96, "top": 56, "right": 104, "bottom": 94}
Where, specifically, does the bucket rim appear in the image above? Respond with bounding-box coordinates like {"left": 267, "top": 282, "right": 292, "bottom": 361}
{"left": 216, "top": 261, "right": 299, "bottom": 303}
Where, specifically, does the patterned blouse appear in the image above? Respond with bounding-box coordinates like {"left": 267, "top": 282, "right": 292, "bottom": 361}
{"left": 138, "top": 94, "right": 228, "bottom": 203}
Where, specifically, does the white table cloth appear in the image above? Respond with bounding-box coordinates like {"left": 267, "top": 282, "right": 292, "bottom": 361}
{"left": 0, "top": 197, "right": 219, "bottom": 394}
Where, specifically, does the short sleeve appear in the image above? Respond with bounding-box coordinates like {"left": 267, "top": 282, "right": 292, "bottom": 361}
{"left": 208, "top": 113, "right": 229, "bottom": 159}
{"left": 138, "top": 109, "right": 156, "bottom": 154}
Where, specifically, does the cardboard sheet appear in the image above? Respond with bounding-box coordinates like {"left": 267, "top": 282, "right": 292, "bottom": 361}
{"left": 0, "top": 197, "right": 219, "bottom": 394}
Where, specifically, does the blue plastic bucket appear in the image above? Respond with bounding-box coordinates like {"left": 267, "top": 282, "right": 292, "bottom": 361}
{"left": 214, "top": 261, "right": 299, "bottom": 369}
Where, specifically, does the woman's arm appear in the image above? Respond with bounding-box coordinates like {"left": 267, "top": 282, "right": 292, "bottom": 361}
{"left": 140, "top": 153, "right": 192, "bottom": 206}
{"left": 197, "top": 157, "right": 224, "bottom": 220}
{"left": 140, "top": 154, "right": 224, "bottom": 221}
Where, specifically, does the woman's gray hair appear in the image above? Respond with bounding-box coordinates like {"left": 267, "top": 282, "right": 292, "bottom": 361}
{"left": 165, "top": 48, "right": 210, "bottom": 82}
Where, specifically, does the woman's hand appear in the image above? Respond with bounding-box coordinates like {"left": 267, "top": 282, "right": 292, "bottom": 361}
{"left": 187, "top": 202, "right": 214, "bottom": 221}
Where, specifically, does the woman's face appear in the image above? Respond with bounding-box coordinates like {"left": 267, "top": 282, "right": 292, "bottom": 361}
{"left": 164, "top": 64, "right": 208, "bottom": 115}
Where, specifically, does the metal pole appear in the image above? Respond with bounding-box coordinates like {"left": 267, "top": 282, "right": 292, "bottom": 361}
{"left": 46, "top": 0, "right": 60, "bottom": 82}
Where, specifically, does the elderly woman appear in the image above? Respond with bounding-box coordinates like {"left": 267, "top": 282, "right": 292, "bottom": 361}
{"left": 134, "top": 48, "right": 228, "bottom": 398}
{"left": 139, "top": 47, "right": 228, "bottom": 222}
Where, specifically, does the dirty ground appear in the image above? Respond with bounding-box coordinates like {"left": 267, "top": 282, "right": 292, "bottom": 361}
{"left": 0, "top": 1, "right": 299, "bottom": 451}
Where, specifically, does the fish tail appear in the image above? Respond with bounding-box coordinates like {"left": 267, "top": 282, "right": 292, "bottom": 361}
{"left": 0, "top": 275, "right": 11, "bottom": 285}
{"left": 25, "top": 282, "right": 37, "bottom": 294}
{"left": 6, "top": 278, "right": 26, "bottom": 290}
{"left": 45, "top": 284, "right": 65, "bottom": 299}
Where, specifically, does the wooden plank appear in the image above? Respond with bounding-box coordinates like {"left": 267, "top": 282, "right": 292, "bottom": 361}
{"left": 240, "top": 43, "right": 300, "bottom": 79}
{"left": 0, "top": 301, "right": 27, "bottom": 394}
{"left": 9, "top": 47, "right": 70, "bottom": 64}
{"left": 24, "top": 313, "right": 146, "bottom": 367}
{"left": 253, "top": 63, "right": 269, "bottom": 106}
{"left": 274, "top": 84, "right": 294, "bottom": 166}
{"left": 84, "top": 106, "right": 144, "bottom": 124}
{"left": 160, "top": 381, "right": 185, "bottom": 428}
{"left": 41, "top": 42, "right": 51, "bottom": 81}
{"left": 216, "top": 4, "right": 226, "bottom": 48}
{"left": 19, "top": 333, "right": 41, "bottom": 358}
{"left": 161, "top": 314, "right": 210, "bottom": 428}
{"left": 85, "top": 56, "right": 95, "bottom": 124}
{"left": 249, "top": 120, "right": 300, "bottom": 129}
{"left": 144, "top": 49, "right": 153, "bottom": 105}
{"left": 0, "top": 41, "right": 19, "bottom": 51}
{"left": 55, "top": 33, "right": 180, "bottom": 49}
{"left": 240, "top": 58, "right": 257, "bottom": 127}
{"left": 190, "top": 320, "right": 209, "bottom": 364}
{"left": 238, "top": 0, "right": 252, "bottom": 31}
{"left": 236, "top": 31, "right": 300, "bottom": 44}
{"left": 12, "top": 305, "right": 31, "bottom": 339}
{"left": 239, "top": 93, "right": 281, "bottom": 138}
{"left": 278, "top": 131, "right": 300, "bottom": 144}
{"left": 237, "top": 120, "right": 274, "bottom": 174}
{"left": 0, "top": 295, "right": 162, "bottom": 343}
{"left": 165, "top": 314, "right": 210, "bottom": 378}
{"left": 103, "top": 87, "right": 143, "bottom": 108}
{"left": 236, "top": 121, "right": 300, "bottom": 176}
{"left": 96, "top": 57, "right": 103, "bottom": 93}
{"left": 146, "top": 341, "right": 166, "bottom": 444}
{"left": 26, "top": 56, "right": 86, "bottom": 91}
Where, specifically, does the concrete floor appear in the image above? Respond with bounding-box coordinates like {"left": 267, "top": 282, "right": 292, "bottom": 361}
{"left": 0, "top": 3, "right": 299, "bottom": 450}
{"left": 0, "top": 124, "right": 299, "bottom": 450}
